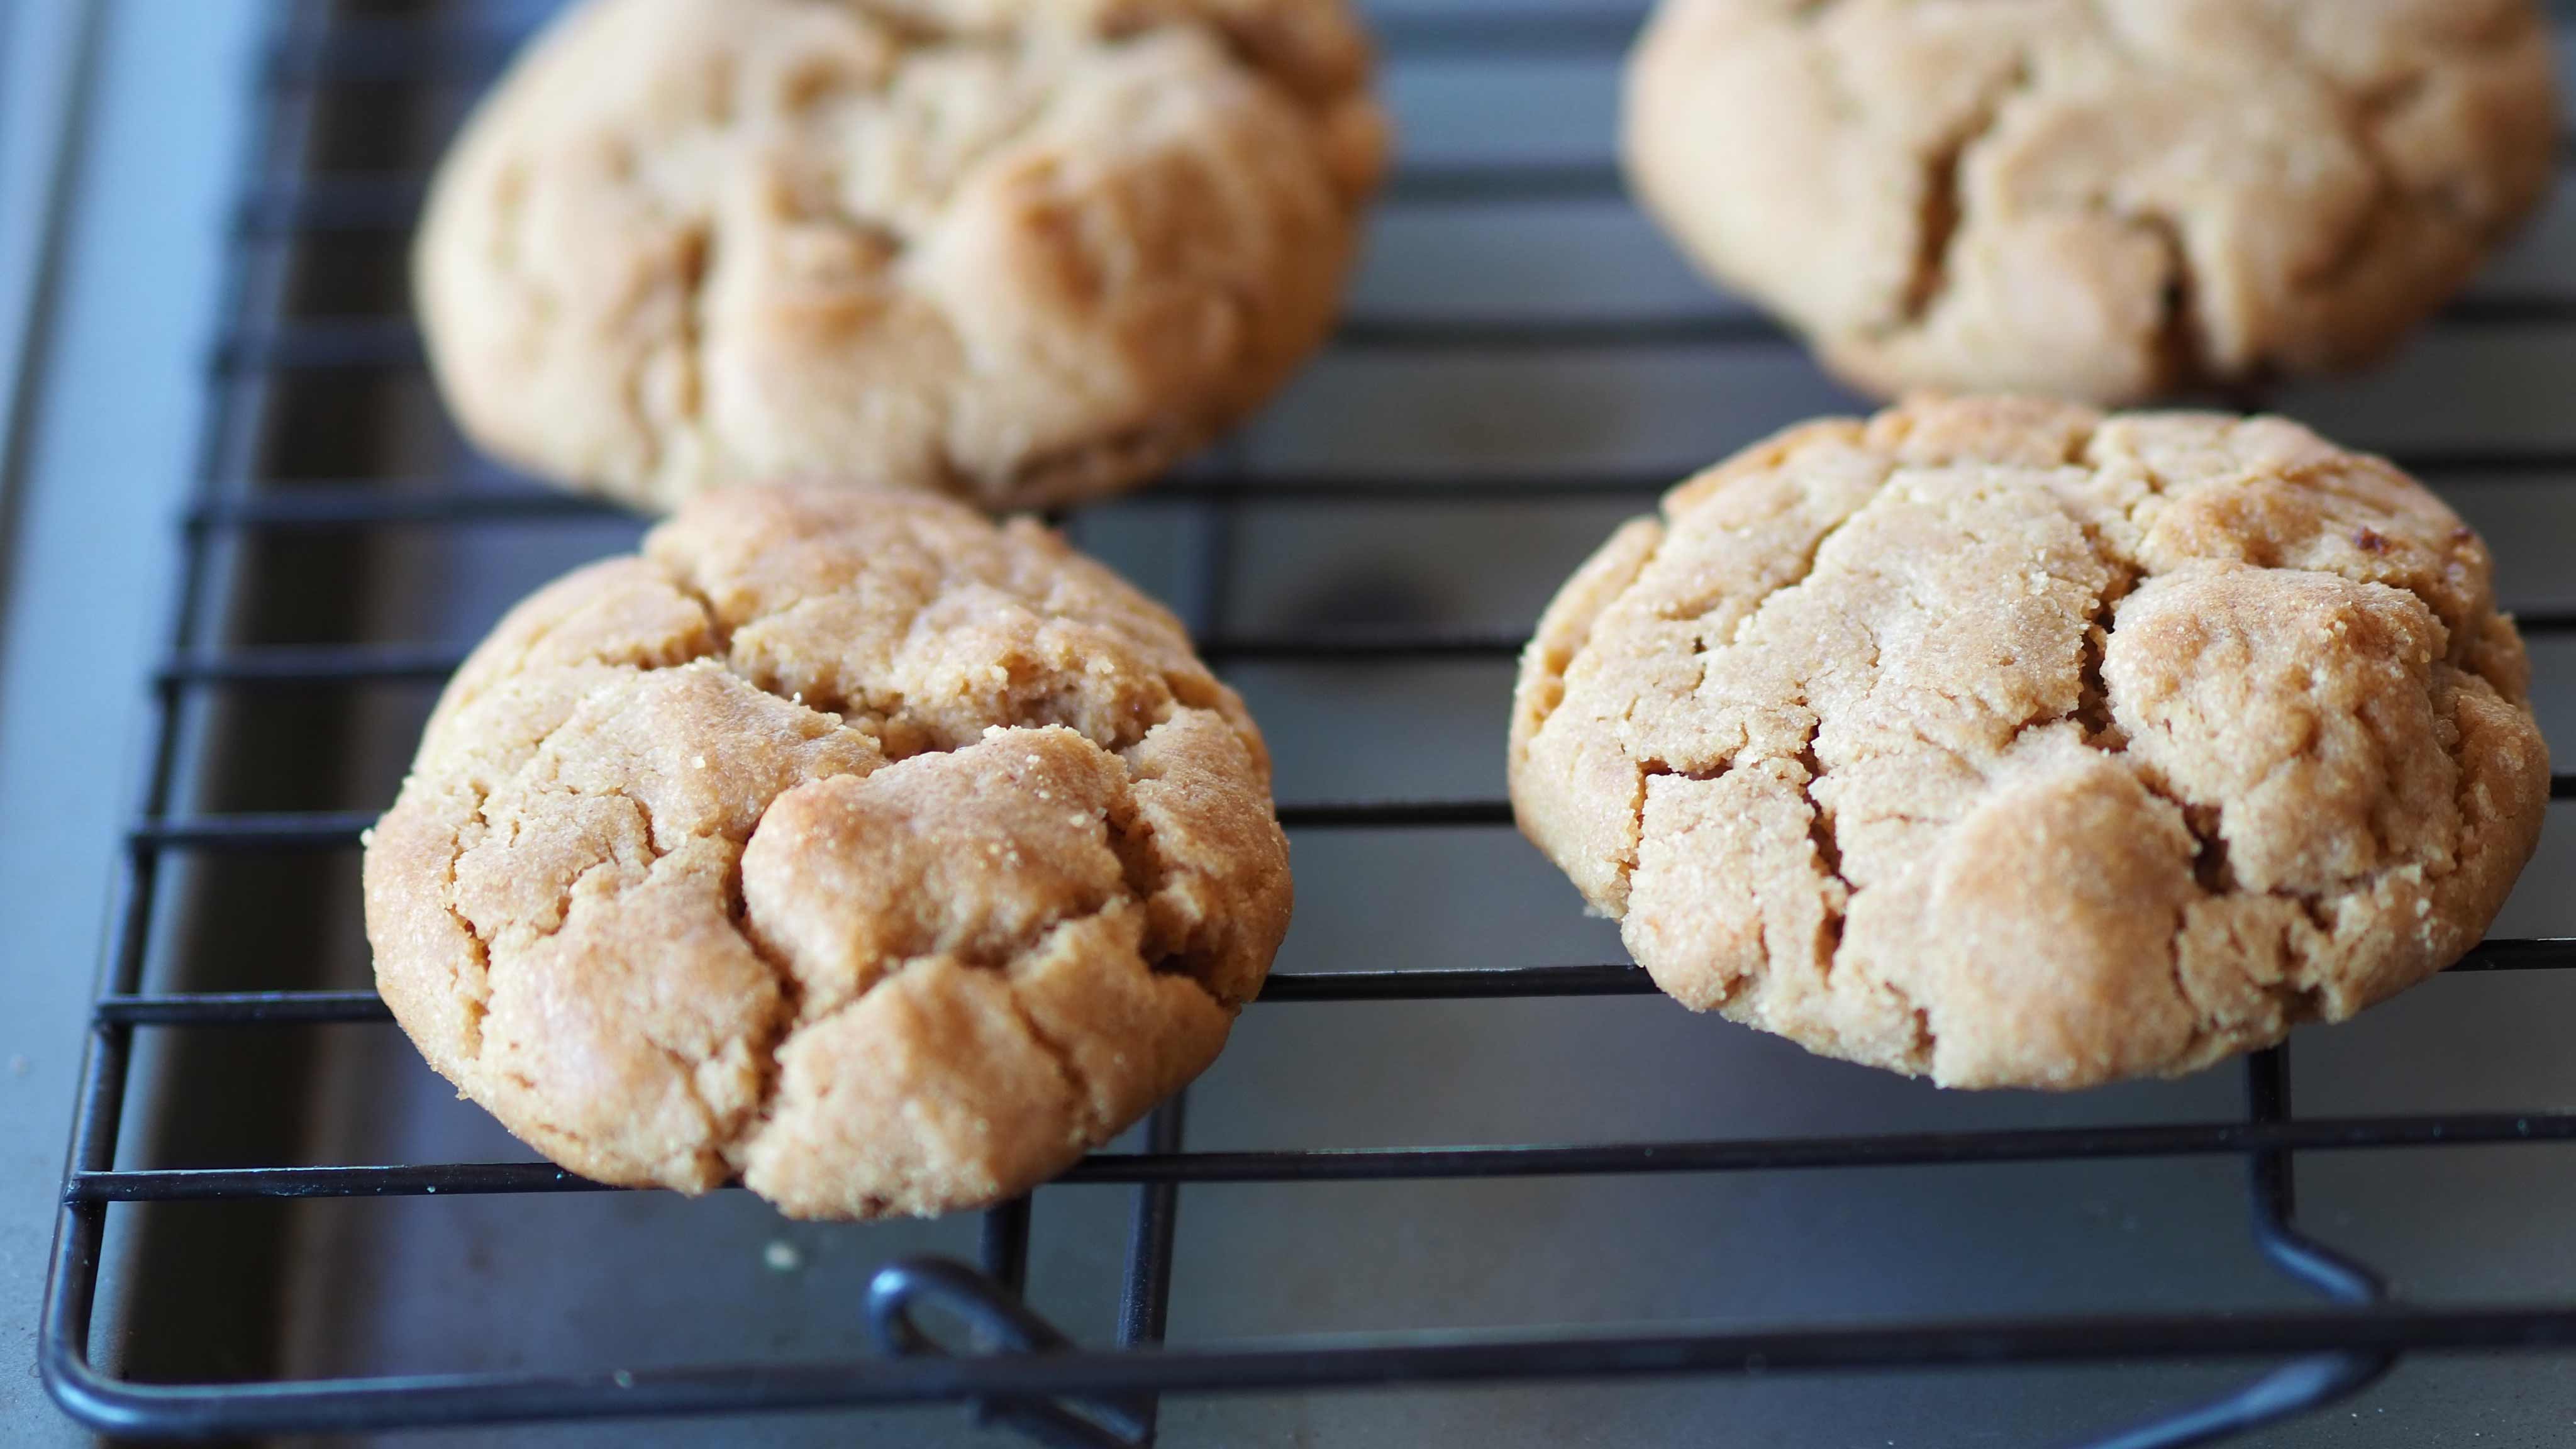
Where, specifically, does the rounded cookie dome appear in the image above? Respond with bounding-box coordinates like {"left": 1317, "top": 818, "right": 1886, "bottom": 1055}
{"left": 414, "top": 0, "right": 1385, "bottom": 512}
{"left": 1623, "top": 0, "right": 2559, "bottom": 403}
{"left": 1511, "top": 396, "right": 2548, "bottom": 1089}
{"left": 364, "top": 486, "right": 1292, "bottom": 1216}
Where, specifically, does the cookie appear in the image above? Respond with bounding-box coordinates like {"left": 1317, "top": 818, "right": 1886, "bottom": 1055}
{"left": 413, "top": 0, "right": 1385, "bottom": 513}
{"left": 1511, "top": 396, "right": 2548, "bottom": 1089}
{"left": 364, "top": 486, "right": 1292, "bottom": 1217}
{"left": 1623, "top": 0, "right": 2560, "bottom": 404}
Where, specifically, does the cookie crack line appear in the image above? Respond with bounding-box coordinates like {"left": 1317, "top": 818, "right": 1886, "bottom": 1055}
{"left": 995, "top": 977, "right": 1102, "bottom": 1137}
{"left": 634, "top": 31, "right": 1067, "bottom": 502}
{"left": 462, "top": 536, "right": 1232, "bottom": 975}
{"left": 2073, "top": 0, "right": 2474, "bottom": 317}
{"left": 1892, "top": 57, "right": 2036, "bottom": 333}
{"left": 1607, "top": 440, "right": 1902, "bottom": 894}
{"left": 489, "top": 723, "right": 1216, "bottom": 1166}
{"left": 1791, "top": 738, "right": 1850, "bottom": 979}
{"left": 669, "top": 219, "right": 715, "bottom": 482}
{"left": 437, "top": 801, "right": 494, "bottom": 1063}
{"left": 728, "top": 886, "right": 802, "bottom": 1147}
{"left": 447, "top": 674, "right": 700, "bottom": 1063}
{"left": 2118, "top": 210, "right": 2206, "bottom": 392}
{"left": 645, "top": 518, "right": 1216, "bottom": 761}
{"left": 706, "top": 766, "right": 1239, "bottom": 1182}
{"left": 1101, "top": 779, "right": 1236, "bottom": 1006}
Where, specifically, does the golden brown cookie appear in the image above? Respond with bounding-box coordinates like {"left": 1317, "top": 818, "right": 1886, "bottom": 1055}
{"left": 364, "top": 486, "right": 1292, "bottom": 1217}
{"left": 1511, "top": 396, "right": 2548, "bottom": 1089}
{"left": 414, "top": 0, "right": 1386, "bottom": 513}
{"left": 1623, "top": 0, "right": 2560, "bottom": 404}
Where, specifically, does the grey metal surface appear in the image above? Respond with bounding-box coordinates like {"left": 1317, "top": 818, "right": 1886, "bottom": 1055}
{"left": 0, "top": 0, "right": 94, "bottom": 474}
{"left": 0, "top": 1, "right": 265, "bottom": 1445}
{"left": 23, "top": 1, "right": 2576, "bottom": 1445}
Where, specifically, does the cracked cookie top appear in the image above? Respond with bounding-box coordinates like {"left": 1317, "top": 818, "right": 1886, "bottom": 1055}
{"left": 1623, "top": 0, "right": 2560, "bottom": 403}
{"left": 1509, "top": 396, "right": 2548, "bottom": 1089}
{"left": 413, "top": 0, "right": 1386, "bottom": 513}
{"left": 364, "top": 486, "right": 1292, "bottom": 1217}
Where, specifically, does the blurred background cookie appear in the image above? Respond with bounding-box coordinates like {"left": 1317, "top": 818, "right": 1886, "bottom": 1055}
{"left": 414, "top": 0, "right": 1386, "bottom": 513}
{"left": 1623, "top": 0, "right": 2559, "bottom": 403}
{"left": 1511, "top": 396, "right": 2550, "bottom": 1089}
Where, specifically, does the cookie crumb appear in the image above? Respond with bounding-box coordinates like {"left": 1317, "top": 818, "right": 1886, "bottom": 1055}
{"left": 763, "top": 1239, "right": 802, "bottom": 1272}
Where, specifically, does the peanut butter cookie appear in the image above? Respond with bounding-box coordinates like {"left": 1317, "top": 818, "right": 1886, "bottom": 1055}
{"left": 414, "top": 0, "right": 1385, "bottom": 513}
{"left": 1511, "top": 396, "right": 2548, "bottom": 1088}
{"left": 1624, "top": 0, "right": 2559, "bottom": 403}
{"left": 365, "top": 486, "right": 1292, "bottom": 1216}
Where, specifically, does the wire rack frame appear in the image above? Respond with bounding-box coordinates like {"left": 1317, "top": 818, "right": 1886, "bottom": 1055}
{"left": 40, "top": 2, "right": 2576, "bottom": 1445}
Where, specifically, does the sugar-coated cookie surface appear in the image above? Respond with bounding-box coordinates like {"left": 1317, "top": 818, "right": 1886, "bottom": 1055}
{"left": 1624, "top": 0, "right": 2559, "bottom": 404}
{"left": 414, "top": 0, "right": 1385, "bottom": 513}
{"left": 364, "top": 487, "right": 1292, "bottom": 1217}
{"left": 1511, "top": 397, "right": 2548, "bottom": 1089}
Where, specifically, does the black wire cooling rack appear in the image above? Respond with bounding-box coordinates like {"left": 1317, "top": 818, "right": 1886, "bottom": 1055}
{"left": 40, "top": 1, "right": 2576, "bottom": 1445}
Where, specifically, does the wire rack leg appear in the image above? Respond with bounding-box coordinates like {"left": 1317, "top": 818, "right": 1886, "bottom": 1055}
{"left": 2062, "top": 1045, "right": 2394, "bottom": 1449}
{"left": 983, "top": 1196, "right": 1034, "bottom": 1297}
{"left": 867, "top": 1096, "right": 1190, "bottom": 1449}
{"left": 868, "top": 1257, "right": 1150, "bottom": 1449}
{"left": 1113, "top": 1094, "right": 1189, "bottom": 1445}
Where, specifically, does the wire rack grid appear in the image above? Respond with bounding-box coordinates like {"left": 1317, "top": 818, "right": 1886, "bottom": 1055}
{"left": 39, "top": 1, "right": 2576, "bottom": 1445}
